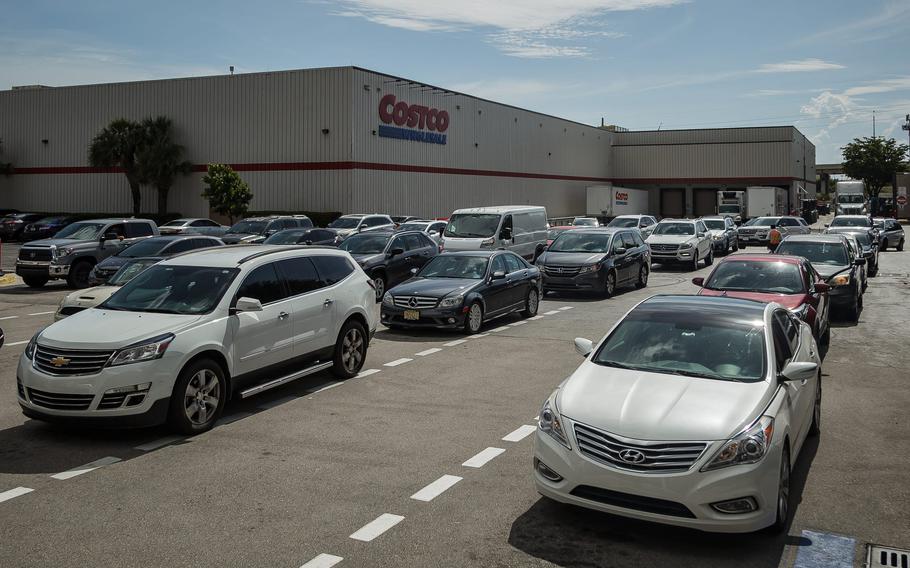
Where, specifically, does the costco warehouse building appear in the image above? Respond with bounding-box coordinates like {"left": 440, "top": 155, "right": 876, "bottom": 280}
{"left": 0, "top": 66, "right": 816, "bottom": 219}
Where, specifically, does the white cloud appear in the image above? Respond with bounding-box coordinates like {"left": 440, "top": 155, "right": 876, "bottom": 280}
{"left": 745, "top": 88, "right": 830, "bottom": 97}
{"left": 329, "top": 0, "right": 682, "bottom": 57}
{"left": 843, "top": 77, "right": 910, "bottom": 97}
{"left": 756, "top": 59, "right": 844, "bottom": 73}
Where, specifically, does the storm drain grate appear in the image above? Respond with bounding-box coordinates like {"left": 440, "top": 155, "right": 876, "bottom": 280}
{"left": 867, "top": 544, "right": 910, "bottom": 568}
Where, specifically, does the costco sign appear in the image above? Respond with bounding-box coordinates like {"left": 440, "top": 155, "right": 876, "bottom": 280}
{"left": 378, "top": 94, "right": 448, "bottom": 145}
{"left": 615, "top": 191, "right": 629, "bottom": 205}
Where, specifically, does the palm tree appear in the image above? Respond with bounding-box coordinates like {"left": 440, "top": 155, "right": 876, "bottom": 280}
{"left": 137, "top": 117, "right": 193, "bottom": 216}
{"left": 88, "top": 119, "right": 144, "bottom": 215}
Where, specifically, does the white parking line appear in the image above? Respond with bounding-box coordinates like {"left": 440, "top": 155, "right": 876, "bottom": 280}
{"left": 490, "top": 326, "right": 510, "bottom": 332}
{"left": 529, "top": 315, "right": 545, "bottom": 321}
{"left": 462, "top": 447, "right": 506, "bottom": 468}
{"left": 443, "top": 339, "right": 467, "bottom": 347}
{"left": 410, "top": 474, "right": 462, "bottom": 502}
{"left": 0, "top": 487, "right": 33, "bottom": 503}
{"left": 415, "top": 348, "right": 442, "bottom": 357}
{"left": 509, "top": 321, "right": 527, "bottom": 327}
{"left": 216, "top": 411, "right": 253, "bottom": 426}
{"left": 350, "top": 513, "right": 405, "bottom": 542}
{"left": 309, "top": 381, "right": 343, "bottom": 393}
{"left": 384, "top": 358, "right": 412, "bottom": 367}
{"left": 299, "top": 553, "right": 344, "bottom": 568}
{"left": 559, "top": 306, "right": 574, "bottom": 311}
{"left": 355, "top": 369, "right": 381, "bottom": 378}
{"left": 257, "top": 395, "right": 300, "bottom": 410}
{"left": 543, "top": 310, "right": 560, "bottom": 315}
{"left": 466, "top": 333, "right": 489, "bottom": 339}
{"left": 502, "top": 425, "right": 537, "bottom": 442}
{"left": 135, "top": 435, "right": 183, "bottom": 452}
{"left": 0, "top": 315, "right": 19, "bottom": 321}
{"left": 5, "top": 340, "right": 28, "bottom": 347}
{"left": 51, "top": 456, "right": 121, "bottom": 480}
{"left": 28, "top": 311, "right": 55, "bottom": 316}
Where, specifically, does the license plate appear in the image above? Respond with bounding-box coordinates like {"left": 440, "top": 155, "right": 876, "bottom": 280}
{"left": 403, "top": 309, "right": 420, "bottom": 321}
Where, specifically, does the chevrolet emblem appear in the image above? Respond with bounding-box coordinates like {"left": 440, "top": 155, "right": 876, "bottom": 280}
{"left": 50, "top": 356, "right": 71, "bottom": 367}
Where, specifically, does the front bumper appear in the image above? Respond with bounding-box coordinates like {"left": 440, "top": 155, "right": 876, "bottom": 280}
{"left": 541, "top": 269, "right": 605, "bottom": 291}
{"left": 649, "top": 248, "right": 696, "bottom": 263}
{"left": 533, "top": 425, "right": 779, "bottom": 533}
{"left": 737, "top": 233, "right": 768, "bottom": 245}
{"left": 380, "top": 303, "right": 466, "bottom": 329}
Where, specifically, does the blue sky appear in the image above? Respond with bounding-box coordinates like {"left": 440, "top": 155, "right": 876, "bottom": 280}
{"left": 2, "top": 0, "right": 909, "bottom": 162}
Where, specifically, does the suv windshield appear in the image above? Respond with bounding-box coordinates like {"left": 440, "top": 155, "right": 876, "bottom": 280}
{"left": 418, "top": 255, "right": 488, "bottom": 279}
{"left": 776, "top": 241, "right": 848, "bottom": 266}
{"left": 702, "top": 220, "right": 726, "bottom": 230}
{"left": 838, "top": 195, "right": 865, "bottom": 203}
{"left": 119, "top": 238, "right": 169, "bottom": 257}
{"left": 830, "top": 217, "right": 871, "bottom": 228}
{"left": 718, "top": 205, "right": 740, "bottom": 213}
{"left": 54, "top": 222, "right": 107, "bottom": 240}
{"left": 108, "top": 259, "right": 159, "bottom": 286}
{"left": 549, "top": 232, "right": 611, "bottom": 253}
{"left": 328, "top": 217, "right": 361, "bottom": 229}
{"left": 444, "top": 214, "right": 501, "bottom": 238}
{"left": 705, "top": 260, "right": 805, "bottom": 294}
{"left": 653, "top": 222, "right": 694, "bottom": 236}
{"left": 339, "top": 233, "right": 390, "bottom": 254}
{"left": 228, "top": 220, "right": 266, "bottom": 234}
{"left": 607, "top": 217, "right": 638, "bottom": 228}
{"left": 263, "top": 230, "right": 307, "bottom": 245}
{"left": 593, "top": 309, "right": 766, "bottom": 382}
{"left": 102, "top": 265, "right": 238, "bottom": 315}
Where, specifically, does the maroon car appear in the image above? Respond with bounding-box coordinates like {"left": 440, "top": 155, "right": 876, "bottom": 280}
{"left": 692, "top": 254, "right": 831, "bottom": 345}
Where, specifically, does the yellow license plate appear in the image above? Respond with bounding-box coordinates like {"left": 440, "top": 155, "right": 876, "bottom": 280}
{"left": 403, "top": 309, "right": 420, "bottom": 321}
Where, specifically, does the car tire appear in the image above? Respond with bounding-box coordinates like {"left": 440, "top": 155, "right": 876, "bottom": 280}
{"left": 820, "top": 325, "right": 831, "bottom": 348}
{"left": 463, "top": 302, "right": 483, "bottom": 334}
{"left": 808, "top": 376, "right": 821, "bottom": 437}
{"left": 66, "top": 260, "right": 94, "bottom": 289}
{"left": 732, "top": 238, "right": 739, "bottom": 252}
{"left": 371, "top": 272, "right": 386, "bottom": 303}
{"left": 603, "top": 270, "right": 616, "bottom": 298}
{"left": 331, "top": 319, "right": 367, "bottom": 379}
{"left": 767, "top": 447, "right": 791, "bottom": 534}
{"left": 521, "top": 288, "right": 540, "bottom": 318}
{"left": 690, "top": 251, "right": 699, "bottom": 271}
{"left": 704, "top": 249, "right": 714, "bottom": 267}
{"left": 167, "top": 358, "right": 227, "bottom": 435}
{"left": 635, "top": 263, "right": 649, "bottom": 289}
{"left": 880, "top": 238, "right": 888, "bottom": 251}
{"left": 898, "top": 239, "right": 904, "bottom": 251}
{"left": 23, "top": 276, "right": 48, "bottom": 288}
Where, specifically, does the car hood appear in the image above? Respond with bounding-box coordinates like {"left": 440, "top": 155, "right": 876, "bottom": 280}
{"left": 811, "top": 263, "right": 851, "bottom": 279}
{"left": 21, "top": 238, "right": 86, "bottom": 248}
{"left": 646, "top": 235, "right": 696, "bottom": 245}
{"left": 539, "top": 251, "right": 608, "bottom": 265}
{"left": 39, "top": 309, "right": 204, "bottom": 350}
{"left": 558, "top": 364, "right": 772, "bottom": 441}
{"left": 96, "top": 255, "right": 130, "bottom": 270}
{"left": 389, "top": 277, "right": 481, "bottom": 298}
{"left": 698, "top": 288, "right": 806, "bottom": 310}
{"left": 62, "top": 286, "right": 119, "bottom": 309}
{"left": 706, "top": 229, "right": 726, "bottom": 237}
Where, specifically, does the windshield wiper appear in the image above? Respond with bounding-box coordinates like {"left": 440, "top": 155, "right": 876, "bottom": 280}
{"left": 136, "top": 308, "right": 183, "bottom": 314}
{"left": 594, "top": 359, "right": 635, "bottom": 369}
{"left": 661, "top": 368, "right": 746, "bottom": 382}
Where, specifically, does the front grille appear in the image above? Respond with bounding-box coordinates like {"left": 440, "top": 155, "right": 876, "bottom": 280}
{"left": 26, "top": 388, "right": 94, "bottom": 410}
{"left": 544, "top": 265, "right": 582, "bottom": 277}
{"left": 570, "top": 485, "right": 696, "bottom": 518}
{"left": 393, "top": 296, "right": 439, "bottom": 309}
{"left": 19, "top": 248, "right": 52, "bottom": 262}
{"left": 649, "top": 244, "right": 679, "bottom": 252}
{"left": 573, "top": 422, "right": 707, "bottom": 473}
{"left": 33, "top": 344, "right": 115, "bottom": 376}
{"left": 58, "top": 306, "right": 87, "bottom": 316}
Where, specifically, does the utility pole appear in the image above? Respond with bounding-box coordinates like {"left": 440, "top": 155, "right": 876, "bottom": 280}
{"left": 902, "top": 114, "right": 910, "bottom": 155}
{"left": 873, "top": 110, "right": 876, "bottom": 138}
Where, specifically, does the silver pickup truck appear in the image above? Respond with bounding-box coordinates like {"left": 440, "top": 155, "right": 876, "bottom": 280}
{"left": 16, "top": 218, "right": 158, "bottom": 288}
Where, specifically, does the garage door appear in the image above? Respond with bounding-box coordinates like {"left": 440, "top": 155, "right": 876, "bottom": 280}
{"left": 660, "top": 188, "right": 685, "bottom": 218}
{"left": 693, "top": 189, "right": 717, "bottom": 217}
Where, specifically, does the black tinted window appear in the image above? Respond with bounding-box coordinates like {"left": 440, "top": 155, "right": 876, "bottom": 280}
{"left": 277, "top": 257, "right": 322, "bottom": 295}
{"left": 164, "top": 240, "right": 196, "bottom": 254}
{"left": 503, "top": 253, "right": 523, "bottom": 273}
{"left": 125, "top": 223, "right": 154, "bottom": 237}
{"left": 621, "top": 232, "right": 637, "bottom": 248}
{"left": 297, "top": 217, "right": 314, "bottom": 228}
{"left": 313, "top": 256, "right": 354, "bottom": 285}
{"left": 403, "top": 234, "right": 425, "bottom": 251}
{"left": 490, "top": 255, "right": 507, "bottom": 274}
{"left": 779, "top": 218, "right": 799, "bottom": 227}
{"left": 237, "top": 263, "right": 287, "bottom": 304}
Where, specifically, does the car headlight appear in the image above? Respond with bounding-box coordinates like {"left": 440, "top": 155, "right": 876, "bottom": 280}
{"left": 538, "top": 396, "right": 570, "bottom": 449}
{"left": 702, "top": 416, "right": 774, "bottom": 471}
{"left": 578, "top": 263, "right": 602, "bottom": 274}
{"left": 679, "top": 242, "right": 693, "bottom": 250}
{"left": 789, "top": 304, "right": 810, "bottom": 320}
{"left": 54, "top": 246, "right": 74, "bottom": 258}
{"left": 382, "top": 292, "right": 394, "bottom": 306}
{"left": 831, "top": 274, "right": 851, "bottom": 286}
{"left": 109, "top": 333, "right": 174, "bottom": 366}
{"left": 712, "top": 234, "right": 722, "bottom": 240}
{"left": 439, "top": 294, "right": 464, "bottom": 308}
{"left": 24, "top": 330, "right": 43, "bottom": 360}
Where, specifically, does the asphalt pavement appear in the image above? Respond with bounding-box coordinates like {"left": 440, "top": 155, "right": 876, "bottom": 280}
{"left": 0, "top": 241, "right": 908, "bottom": 568}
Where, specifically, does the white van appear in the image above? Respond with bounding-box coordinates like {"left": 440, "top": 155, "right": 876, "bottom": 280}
{"left": 442, "top": 206, "right": 548, "bottom": 260}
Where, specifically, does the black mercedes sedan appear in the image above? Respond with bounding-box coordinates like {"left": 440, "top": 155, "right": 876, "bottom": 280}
{"left": 380, "top": 251, "right": 541, "bottom": 334}
{"left": 536, "top": 227, "right": 650, "bottom": 296}
{"left": 339, "top": 229, "right": 440, "bottom": 301}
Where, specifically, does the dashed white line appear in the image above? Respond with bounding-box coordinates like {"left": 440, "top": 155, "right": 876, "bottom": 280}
{"left": 350, "top": 513, "right": 405, "bottom": 542}
{"left": 415, "top": 348, "right": 442, "bottom": 357}
{"left": 543, "top": 310, "right": 560, "bottom": 315}
{"left": 0, "top": 315, "right": 19, "bottom": 321}
{"left": 309, "top": 381, "right": 343, "bottom": 393}
{"left": 135, "top": 435, "right": 183, "bottom": 452}
{"left": 529, "top": 315, "right": 545, "bottom": 321}
{"left": 466, "top": 333, "right": 489, "bottom": 339}
{"left": 462, "top": 447, "right": 506, "bottom": 468}
{"left": 355, "top": 369, "right": 381, "bottom": 378}
{"left": 27, "top": 311, "right": 55, "bottom": 316}
{"left": 509, "top": 321, "right": 527, "bottom": 327}
{"left": 559, "top": 306, "right": 574, "bottom": 311}
{"left": 384, "top": 358, "right": 413, "bottom": 367}
{"left": 0, "top": 487, "right": 33, "bottom": 503}
{"left": 51, "top": 456, "right": 121, "bottom": 480}
{"left": 5, "top": 340, "right": 28, "bottom": 347}
{"left": 502, "top": 425, "right": 537, "bottom": 442}
{"left": 443, "top": 339, "right": 467, "bottom": 347}
{"left": 299, "top": 553, "right": 344, "bottom": 568}
{"left": 490, "top": 326, "right": 510, "bottom": 332}
{"left": 410, "top": 474, "right": 462, "bottom": 502}
{"left": 257, "top": 395, "right": 300, "bottom": 410}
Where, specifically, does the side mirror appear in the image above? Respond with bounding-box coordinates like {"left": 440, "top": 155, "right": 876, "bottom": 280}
{"left": 780, "top": 361, "right": 818, "bottom": 382}
{"left": 101, "top": 232, "right": 118, "bottom": 241}
{"left": 855, "top": 257, "right": 866, "bottom": 266}
{"left": 388, "top": 247, "right": 405, "bottom": 257}
{"left": 813, "top": 282, "right": 830, "bottom": 293}
{"left": 691, "top": 277, "right": 705, "bottom": 287}
{"left": 303, "top": 240, "right": 313, "bottom": 245}
{"left": 491, "top": 270, "right": 506, "bottom": 280}
{"left": 824, "top": 223, "right": 829, "bottom": 228}
{"left": 574, "top": 337, "right": 594, "bottom": 357}
{"left": 232, "top": 297, "right": 263, "bottom": 314}
{"left": 697, "top": 232, "right": 706, "bottom": 238}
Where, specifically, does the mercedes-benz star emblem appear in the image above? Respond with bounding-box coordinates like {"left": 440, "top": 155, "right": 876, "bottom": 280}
{"left": 618, "top": 449, "right": 646, "bottom": 464}
{"left": 408, "top": 297, "right": 419, "bottom": 308}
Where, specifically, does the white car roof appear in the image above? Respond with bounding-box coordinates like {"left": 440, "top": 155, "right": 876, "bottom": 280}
{"left": 160, "top": 245, "right": 350, "bottom": 268}
{"left": 451, "top": 205, "right": 546, "bottom": 215}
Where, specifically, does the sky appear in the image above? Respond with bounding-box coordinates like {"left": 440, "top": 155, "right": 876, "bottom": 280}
{"left": 2, "top": 0, "right": 909, "bottom": 163}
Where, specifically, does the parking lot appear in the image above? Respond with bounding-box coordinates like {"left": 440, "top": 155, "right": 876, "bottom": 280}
{"left": 1, "top": 236, "right": 908, "bottom": 568}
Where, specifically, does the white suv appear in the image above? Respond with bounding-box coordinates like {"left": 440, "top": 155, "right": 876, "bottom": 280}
{"left": 17, "top": 246, "right": 377, "bottom": 434}
{"left": 645, "top": 219, "right": 713, "bottom": 270}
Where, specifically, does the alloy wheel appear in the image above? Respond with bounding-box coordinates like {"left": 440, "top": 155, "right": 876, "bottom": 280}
{"left": 373, "top": 276, "right": 385, "bottom": 300}
{"left": 605, "top": 272, "right": 616, "bottom": 295}
{"left": 184, "top": 369, "right": 220, "bottom": 426}
{"left": 527, "top": 289, "right": 539, "bottom": 314}
{"left": 777, "top": 451, "right": 791, "bottom": 525}
{"left": 341, "top": 327, "right": 364, "bottom": 373}
{"left": 638, "top": 265, "right": 648, "bottom": 287}
{"left": 468, "top": 303, "right": 483, "bottom": 332}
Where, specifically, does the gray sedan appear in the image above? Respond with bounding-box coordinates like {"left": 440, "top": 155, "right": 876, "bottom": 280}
{"left": 873, "top": 218, "right": 905, "bottom": 251}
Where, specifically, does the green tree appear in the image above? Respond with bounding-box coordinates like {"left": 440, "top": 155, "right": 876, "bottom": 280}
{"left": 841, "top": 137, "right": 909, "bottom": 215}
{"left": 88, "top": 119, "right": 145, "bottom": 215}
{"left": 137, "top": 116, "right": 193, "bottom": 216}
{"left": 201, "top": 164, "right": 252, "bottom": 224}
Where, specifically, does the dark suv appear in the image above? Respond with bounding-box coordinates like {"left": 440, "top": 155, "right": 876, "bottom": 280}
{"left": 1, "top": 213, "right": 45, "bottom": 241}
{"left": 221, "top": 216, "right": 313, "bottom": 244}
{"left": 339, "top": 229, "right": 439, "bottom": 300}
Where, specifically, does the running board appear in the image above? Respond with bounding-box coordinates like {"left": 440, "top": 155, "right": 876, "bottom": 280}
{"left": 239, "top": 361, "right": 333, "bottom": 399}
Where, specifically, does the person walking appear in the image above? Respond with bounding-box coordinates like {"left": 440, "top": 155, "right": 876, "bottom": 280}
{"left": 768, "top": 224, "right": 782, "bottom": 252}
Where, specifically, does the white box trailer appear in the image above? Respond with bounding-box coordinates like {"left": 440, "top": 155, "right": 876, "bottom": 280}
{"left": 586, "top": 186, "right": 649, "bottom": 219}
{"left": 746, "top": 186, "right": 788, "bottom": 219}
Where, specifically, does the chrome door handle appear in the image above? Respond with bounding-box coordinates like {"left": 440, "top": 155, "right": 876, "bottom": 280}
{"left": 278, "top": 311, "right": 290, "bottom": 320}
{"left": 323, "top": 299, "right": 335, "bottom": 307}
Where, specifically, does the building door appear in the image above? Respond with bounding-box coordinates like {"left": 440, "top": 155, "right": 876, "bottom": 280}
{"left": 693, "top": 189, "right": 716, "bottom": 217}
{"left": 660, "top": 188, "right": 685, "bottom": 218}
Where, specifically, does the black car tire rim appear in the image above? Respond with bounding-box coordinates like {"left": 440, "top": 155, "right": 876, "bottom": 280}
{"left": 639, "top": 265, "right": 648, "bottom": 286}
{"left": 341, "top": 327, "right": 365, "bottom": 373}
{"left": 373, "top": 276, "right": 385, "bottom": 300}
{"left": 468, "top": 303, "right": 482, "bottom": 332}
{"left": 777, "top": 450, "right": 790, "bottom": 525}
{"left": 606, "top": 272, "right": 615, "bottom": 295}
{"left": 527, "top": 289, "right": 539, "bottom": 314}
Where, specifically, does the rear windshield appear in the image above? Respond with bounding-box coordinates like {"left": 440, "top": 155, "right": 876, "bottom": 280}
{"left": 776, "top": 241, "right": 848, "bottom": 266}
{"left": 120, "top": 238, "right": 169, "bottom": 257}
{"left": 228, "top": 220, "right": 266, "bottom": 234}
{"left": 339, "top": 233, "right": 389, "bottom": 254}
{"left": 328, "top": 217, "right": 361, "bottom": 229}
{"left": 702, "top": 220, "right": 726, "bottom": 230}
{"left": 751, "top": 217, "right": 781, "bottom": 227}
{"left": 830, "top": 217, "right": 871, "bottom": 228}
{"left": 445, "top": 214, "right": 501, "bottom": 238}
{"left": 705, "top": 260, "right": 805, "bottom": 294}
{"left": 607, "top": 218, "right": 638, "bottom": 228}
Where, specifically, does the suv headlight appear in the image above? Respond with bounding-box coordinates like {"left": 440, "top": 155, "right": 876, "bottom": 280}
{"left": 578, "top": 262, "right": 602, "bottom": 274}
{"left": 109, "top": 333, "right": 174, "bottom": 366}
{"left": 381, "top": 292, "right": 394, "bottom": 306}
{"left": 679, "top": 242, "right": 693, "bottom": 250}
{"left": 53, "top": 246, "right": 75, "bottom": 258}
{"left": 538, "top": 396, "right": 570, "bottom": 449}
{"left": 703, "top": 416, "right": 774, "bottom": 471}
{"left": 24, "top": 330, "right": 43, "bottom": 360}
{"left": 790, "top": 304, "right": 810, "bottom": 320}
{"left": 831, "top": 274, "right": 851, "bottom": 287}
{"left": 439, "top": 294, "right": 464, "bottom": 308}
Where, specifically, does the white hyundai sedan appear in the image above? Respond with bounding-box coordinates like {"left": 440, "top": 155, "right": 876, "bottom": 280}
{"left": 534, "top": 295, "right": 821, "bottom": 533}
